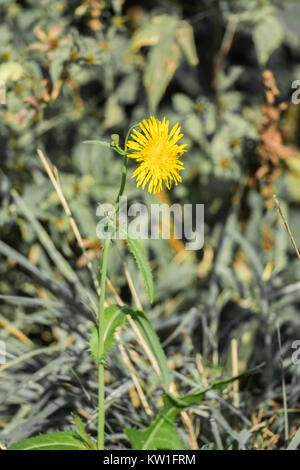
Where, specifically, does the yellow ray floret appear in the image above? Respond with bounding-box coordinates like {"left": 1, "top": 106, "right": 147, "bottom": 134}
{"left": 127, "top": 116, "right": 187, "bottom": 194}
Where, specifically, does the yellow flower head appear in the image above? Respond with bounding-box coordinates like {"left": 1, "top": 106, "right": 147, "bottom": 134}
{"left": 127, "top": 116, "right": 187, "bottom": 194}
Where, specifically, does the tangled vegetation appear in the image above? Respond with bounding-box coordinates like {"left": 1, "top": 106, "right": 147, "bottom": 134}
{"left": 1, "top": 0, "right": 300, "bottom": 451}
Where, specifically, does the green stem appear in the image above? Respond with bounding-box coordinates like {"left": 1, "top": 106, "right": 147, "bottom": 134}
{"left": 96, "top": 127, "right": 135, "bottom": 450}
{"left": 114, "top": 155, "right": 128, "bottom": 213}
{"left": 114, "top": 123, "right": 138, "bottom": 212}
{"left": 97, "top": 235, "right": 111, "bottom": 450}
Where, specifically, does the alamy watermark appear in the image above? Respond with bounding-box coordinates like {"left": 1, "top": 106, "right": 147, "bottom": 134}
{"left": 96, "top": 196, "right": 204, "bottom": 251}
{"left": 291, "top": 340, "right": 300, "bottom": 365}
{"left": 291, "top": 80, "right": 300, "bottom": 104}
{"left": 0, "top": 340, "right": 6, "bottom": 365}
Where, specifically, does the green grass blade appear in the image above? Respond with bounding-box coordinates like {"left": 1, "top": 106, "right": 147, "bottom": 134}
{"left": 122, "top": 306, "right": 171, "bottom": 387}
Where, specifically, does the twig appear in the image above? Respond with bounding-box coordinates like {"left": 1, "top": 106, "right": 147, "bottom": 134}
{"left": 181, "top": 411, "right": 199, "bottom": 450}
{"left": 276, "top": 322, "right": 289, "bottom": 441}
{"left": 0, "top": 314, "right": 34, "bottom": 348}
{"left": 123, "top": 263, "right": 162, "bottom": 379}
{"left": 196, "top": 353, "right": 208, "bottom": 387}
{"left": 115, "top": 329, "right": 153, "bottom": 416}
{"left": 170, "top": 381, "right": 198, "bottom": 450}
{"left": 37, "top": 149, "right": 101, "bottom": 296}
{"left": 231, "top": 338, "right": 239, "bottom": 408}
{"left": 214, "top": 15, "right": 238, "bottom": 84}
{"left": 273, "top": 195, "right": 300, "bottom": 261}
{"left": 122, "top": 261, "right": 143, "bottom": 310}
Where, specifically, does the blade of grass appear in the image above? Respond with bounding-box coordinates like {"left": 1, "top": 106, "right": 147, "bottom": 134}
{"left": 0, "top": 345, "right": 66, "bottom": 372}
{"left": 273, "top": 195, "right": 300, "bottom": 261}
{"left": 276, "top": 322, "right": 289, "bottom": 441}
{"left": 11, "top": 188, "right": 96, "bottom": 315}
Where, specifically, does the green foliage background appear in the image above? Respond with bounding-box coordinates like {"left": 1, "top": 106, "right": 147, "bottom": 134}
{"left": 1, "top": 0, "right": 300, "bottom": 450}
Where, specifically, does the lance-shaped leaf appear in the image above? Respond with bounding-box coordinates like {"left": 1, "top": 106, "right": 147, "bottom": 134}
{"left": 8, "top": 431, "right": 90, "bottom": 450}
{"left": 124, "top": 394, "right": 185, "bottom": 450}
{"left": 88, "top": 305, "right": 127, "bottom": 363}
{"left": 90, "top": 305, "right": 171, "bottom": 386}
{"left": 124, "top": 365, "right": 264, "bottom": 450}
{"left": 129, "top": 14, "right": 198, "bottom": 112}
{"left": 72, "top": 414, "right": 96, "bottom": 450}
{"left": 130, "top": 16, "right": 168, "bottom": 50}
{"left": 125, "top": 233, "right": 155, "bottom": 304}
{"left": 253, "top": 16, "right": 284, "bottom": 65}
{"left": 144, "top": 17, "right": 179, "bottom": 113}
{"left": 176, "top": 20, "right": 199, "bottom": 66}
{"left": 287, "top": 427, "right": 300, "bottom": 450}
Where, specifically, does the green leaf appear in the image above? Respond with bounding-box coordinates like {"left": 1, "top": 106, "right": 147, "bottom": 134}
{"left": 176, "top": 20, "right": 199, "bottom": 66}
{"left": 144, "top": 18, "right": 180, "bottom": 113}
{"left": 72, "top": 414, "right": 96, "bottom": 450}
{"left": 8, "top": 431, "right": 90, "bottom": 450}
{"left": 88, "top": 325, "right": 98, "bottom": 364}
{"left": 130, "top": 18, "right": 164, "bottom": 50}
{"left": 287, "top": 427, "right": 300, "bottom": 450}
{"left": 90, "top": 305, "right": 170, "bottom": 385}
{"left": 103, "top": 95, "right": 125, "bottom": 129}
{"left": 184, "top": 114, "right": 203, "bottom": 142}
{"left": 88, "top": 305, "right": 127, "bottom": 363}
{"left": 126, "top": 234, "right": 155, "bottom": 304}
{"left": 49, "top": 56, "right": 64, "bottom": 88}
{"left": 129, "top": 14, "right": 198, "bottom": 111}
{"left": 124, "top": 365, "right": 263, "bottom": 450}
{"left": 172, "top": 93, "right": 194, "bottom": 114}
{"left": 124, "top": 394, "right": 185, "bottom": 450}
{"left": 122, "top": 307, "right": 171, "bottom": 387}
{"left": 253, "top": 16, "right": 284, "bottom": 65}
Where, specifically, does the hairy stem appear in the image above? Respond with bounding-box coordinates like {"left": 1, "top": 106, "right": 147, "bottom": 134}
{"left": 97, "top": 236, "right": 111, "bottom": 450}
{"left": 97, "top": 130, "right": 133, "bottom": 449}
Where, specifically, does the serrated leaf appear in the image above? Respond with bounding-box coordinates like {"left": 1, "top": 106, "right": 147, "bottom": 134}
{"left": 124, "top": 395, "right": 184, "bottom": 450}
{"left": 88, "top": 325, "right": 98, "bottom": 363}
{"left": 126, "top": 234, "right": 155, "bottom": 304}
{"left": 121, "top": 307, "right": 171, "bottom": 387}
{"left": 124, "top": 365, "right": 263, "bottom": 450}
{"left": 72, "top": 414, "right": 96, "bottom": 450}
{"left": 8, "top": 431, "right": 90, "bottom": 450}
{"left": 253, "top": 16, "right": 284, "bottom": 65}
{"left": 88, "top": 305, "right": 127, "bottom": 363}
